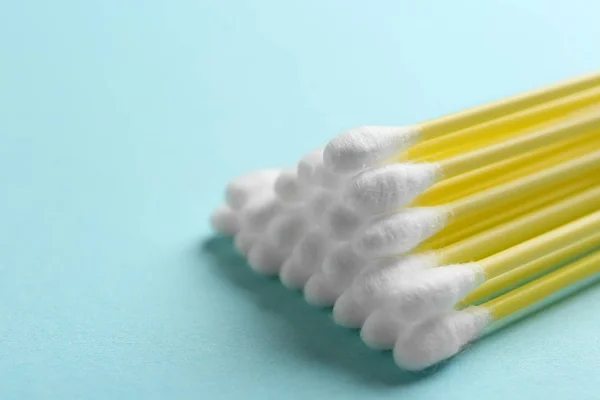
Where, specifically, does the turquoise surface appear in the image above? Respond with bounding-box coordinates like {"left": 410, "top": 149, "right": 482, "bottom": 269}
{"left": 1, "top": 0, "right": 599, "bottom": 398}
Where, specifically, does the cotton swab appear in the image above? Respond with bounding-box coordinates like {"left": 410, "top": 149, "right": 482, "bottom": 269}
{"left": 360, "top": 309, "right": 417, "bottom": 350}
{"left": 325, "top": 132, "right": 600, "bottom": 240}
{"left": 279, "top": 229, "right": 334, "bottom": 289}
{"left": 344, "top": 108, "right": 600, "bottom": 216}
{"left": 276, "top": 149, "right": 346, "bottom": 202}
{"left": 457, "top": 232, "right": 600, "bottom": 307}
{"left": 284, "top": 111, "right": 600, "bottom": 291}
{"left": 393, "top": 249, "right": 600, "bottom": 371}
{"left": 306, "top": 154, "right": 600, "bottom": 305}
{"left": 212, "top": 168, "right": 281, "bottom": 235}
{"left": 353, "top": 149, "right": 600, "bottom": 258}
{"left": 336, "top": 187, "right": 599, "bottom": 329}
{"left": 209, "top": 70, "right": 600, "bottom": 374}
{"left": 269, "top": 146, "right": 343, "bottom": 254}
{"left": 275, "top": 147, "right": 346, "bottom": 289}
{"left": 226, "top": 169, "right": 280, "bottom": 210}
{"left": 296, "top": 147, "right": 326, "bottom": 187}
{"left": 352, "top": 185, "right": 600, "bottom": 303}
{"left": 332, "top": 289, "right": 372, "bottom": 327}
{"left": 271, "top": 154, "right": 343, "bottom": 287}
{"left": 228, "top": 170, "right": 294, "bottom": 273}
{"left": 303, "top": 272, "right": 346, "bottom": 305}
{"left": 247, "top": 241, "right": 288, "bottom": 275}
{"left": 264, "top": 206, "right": 310, "bottom": 251}
{"left": 233, "top": 231, "right": 257, "bottom": 255}
{"left": 274, "top": 168, "right": 314, "bottom": 203}
{"left": 240, "top": 192, "right": 284, "bottom": 233}
{"left": 266, "top": 188, "right": 339, "bottom": 253}
{"left": 376, "top": 208, "right": 600, "bottom": 321}
{"left": 323, "top": 71, "right": 600, "bottom": 174}
{"left": 210, "top": 204, "right": 240, "bottom": 236}
{"left": 299, "top": 149, "right": 347, "bottom": 191}
{"left": 334, "top": 255, "right": 428, "bottom": 327}
{"left": 360, "top": 233, "right": 600, "bottom": 349}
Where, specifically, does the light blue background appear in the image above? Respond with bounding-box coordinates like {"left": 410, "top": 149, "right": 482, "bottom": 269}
{"left": 1, "top": 0, "right": 599, "bottom": 399}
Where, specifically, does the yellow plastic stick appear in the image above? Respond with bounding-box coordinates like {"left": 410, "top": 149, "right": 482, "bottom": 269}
{"left": 435, "top": 186, "right": 600, "bottom": 264}
{"left": 458, "top": 233, "right": 600, "bottom": 307}
{"left": 404, "top": 83, "right": 600, "bottom": 162}
{"left": 415, "top": 71, "right": 600, "bottom": 140}
{"left": 435, "top": 105, "right": 600, "bottom": 177}
{"left": 447, "top": 148, "right": 600, "bottom": 217}
{"left": 415, "top": 131, "right": 600, "bottom": 206}
{"left": 418, "top": 174, "right": 599, "bottom": 251}
{"left": 378, "top": 151, "right": 600, "bottom": 256}
{"left": 485, "top": 250, "right": 600, "bottom": 320}
{"left": 479, "top": 210, "right": 600, "bottom": 278}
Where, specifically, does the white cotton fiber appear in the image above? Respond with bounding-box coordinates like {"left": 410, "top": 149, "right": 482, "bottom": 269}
{"left": 322, "top": 242, "right": 366, "bottom": 285}
{"left": 233, "top": 231, "right": 256, "bottom": 255}
{"left": 304, "top": 273, "right": 345, "bottom": 306}
{"left": 345, "top": 163, "right": 440, "bottom": 216}
{"left": 360, "top": 310, "right": 413, "bottom": 350}
{"left": 322, "top": 125, "right": 422, "bottom": 175}
{"left": 391, "top": 263, "right": 485, "bottom": 321}
{"left": 266, "top": 207, "right": 309, "bottom": 251}
{"left": 332, "top": 290, "right": 371, "bottom": 328}
{"left": 210, "top": 204, "right": 240, "bottom": 235}
{"left": 353, "top": 207, "right": 449, "bottom": 258}
{"left": 323, "top": 202, "right": 365, "bottom": 241}
{"left": 226, "top": 169, "right": 280, "bottom": 210}
{"left": 351, "top": 254, "right": 438, "bottom": 304}
{"left": 240, "top": 193, "right": 284, "bottom": 233}
{"left": 279, "top": 256, "right": 313, "bottom": 290}
{"left": 274, "top": 168, "right": 312, "bottom": 203}
{"left": 393, "top": 308, "right": 490, "bottom": 371}
{"left": 308, "top": 190, "right": 337, "bottom": 221}
{"left": 297, "top": 147, "right": 325, "bottom": 187}
{"left": 296, "top": 229, "right": 335, "bottom": 272}
{"left": 318, "top": 165, "right": 347, "bottom": 191}
{"left": 247, "top": 241, "right": 287, "bottom": 275}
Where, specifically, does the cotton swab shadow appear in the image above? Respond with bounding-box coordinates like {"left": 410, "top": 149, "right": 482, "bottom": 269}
{"left": 201, "top": 235, "right": 432, "bottom": 386}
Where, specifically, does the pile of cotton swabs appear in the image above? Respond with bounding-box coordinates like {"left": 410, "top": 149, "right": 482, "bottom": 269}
{"left": 210, "top": 71, "right": 600, "bottom": 371}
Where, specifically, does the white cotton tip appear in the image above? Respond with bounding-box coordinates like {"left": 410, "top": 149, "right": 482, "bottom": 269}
{"left": 297, "top": 148, "right": 325, "bottom": 187}
{"left": 332, "top": 290, "right": 371, "bottom": 328}
{"left": 296, "top": 229, "right": 334, "bottom": 272}
{"left": 279, "top": 257, "right": 312, "bottom": 289}
{"left": 210, "top": 205, "right": 240, "bottom": 235}
{"left": 318, "top": 166, "right": 347, "bottom": 191}
{"left": 393, "top": 308, "right": 491, "bottom": 371}
{"left": 240, "top": 193, "right": 284, "bottom": 233}
{"left": 266, "top": 208, "right": 310, "bottom": 251}
{"left": 353, "top": 207, "right": 449, "bottom": 258}
{"left": 345, "top": 163, "right": 440, "bottom": 216}
{"left": 274, "top": 168, "right": 312, "bottom": 203}
{"left": 323, "top": 202, "right": 365, "bottom": 241}
{"left": 322, "top": 243, "right": 366, "bottom": 285}
{"left": 308, "top": 190, "right": 337, "bottom": 221}
{"left": 226, "top": 169, "right": 280, "bottom": 210}
{"left": 233, "top": 231, "right": 256, "bottom": 255}
{"left": 304, "top": 273, "right": 345, "bottom": 306}
{"left": 247, "top": 241, "right": 286, "bottom": 275}
{"left": 351, "top": 254, "right": 438, "bottom": 304}
{"left": 391, "top": 263, "right": 485, "bottom": 321}
{"left": 323, "top": 125, "right": 422, "bottom": 175}
{"left": 360, "top": 310, "right": 413, "bottom": 350}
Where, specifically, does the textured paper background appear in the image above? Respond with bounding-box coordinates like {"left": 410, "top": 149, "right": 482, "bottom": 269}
{"left": 1, "top": 1, "right": 599, "bottom": 398}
